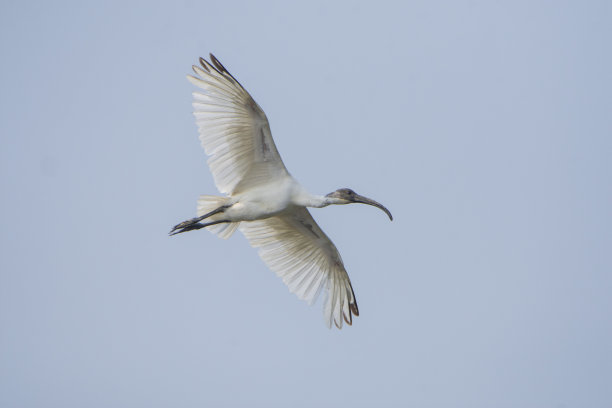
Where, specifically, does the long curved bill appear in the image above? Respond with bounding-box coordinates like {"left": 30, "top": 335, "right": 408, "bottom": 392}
{"left": 353, "top": 194, "right": 393, "bottom": 221}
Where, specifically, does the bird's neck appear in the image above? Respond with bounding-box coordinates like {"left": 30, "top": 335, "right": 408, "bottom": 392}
{"left": 299, "top": 194, "right": 342, "bottom": 208}
{"left": 293, "top": 186, "right": 344, "bottom": 208}
{"left": 306, "top": 195, "right": 330, "bottom": 208}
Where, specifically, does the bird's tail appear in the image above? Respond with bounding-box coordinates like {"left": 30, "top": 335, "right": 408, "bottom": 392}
{"left": 197, "top": 195, "right": 239, "bottom": 239}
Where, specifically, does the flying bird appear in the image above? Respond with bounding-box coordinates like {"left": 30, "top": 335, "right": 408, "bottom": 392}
{"left": 171, "top": 54, "right": 393, "bottom": 328}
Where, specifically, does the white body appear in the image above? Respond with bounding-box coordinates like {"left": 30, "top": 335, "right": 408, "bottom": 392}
{"left": 215, "top": 177, "right": 328, "bottom": 222}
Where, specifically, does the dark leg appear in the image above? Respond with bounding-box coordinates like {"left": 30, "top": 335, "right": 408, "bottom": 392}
{"left": 169, "top": 219, "right": 231, "bottom": 236}
{"left": 169, "top": 205, "right": 230, "bottom": 235}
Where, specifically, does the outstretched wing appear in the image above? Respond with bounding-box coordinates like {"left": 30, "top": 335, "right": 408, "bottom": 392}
{"left": 239, "top": 207, "right": 359, "bottom": 329}
{"left": 187, "top": 54, "right": 290, "bottom": 195}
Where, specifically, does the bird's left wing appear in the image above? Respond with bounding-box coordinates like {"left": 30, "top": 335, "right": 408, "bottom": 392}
{"left": 239, "top": 207, "right": 359, "bottom": 328}
{"left": 187, "top": 54, "right": 290, "bottom": 195}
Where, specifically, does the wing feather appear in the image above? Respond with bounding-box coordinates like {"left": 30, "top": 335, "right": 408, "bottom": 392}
{"left": 188, "top": 54, "right": 289, "bottom": 195}
{"left": 239, "top": 207, "right": 359, "bottom": 328}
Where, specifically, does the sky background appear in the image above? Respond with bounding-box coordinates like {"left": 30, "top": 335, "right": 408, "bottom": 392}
{"left": 1, "top": 1, "right": 611, "bottom": 407}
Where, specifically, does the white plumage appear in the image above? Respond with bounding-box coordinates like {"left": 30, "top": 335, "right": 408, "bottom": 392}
{"left": 172, "top": 55, "right": 392, "bottom": 328}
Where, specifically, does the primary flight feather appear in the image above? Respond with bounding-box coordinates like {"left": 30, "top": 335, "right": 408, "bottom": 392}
{"left": 171, "top": 54, "right": 392, "bottom": 328}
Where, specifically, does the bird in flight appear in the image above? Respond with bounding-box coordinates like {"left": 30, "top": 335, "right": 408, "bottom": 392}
{"left": 171, "top": 54, "right": 393, "bottom": 328}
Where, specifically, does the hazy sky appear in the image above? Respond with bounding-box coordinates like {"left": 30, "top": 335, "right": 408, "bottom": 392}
{"left": 1, "top": 1, "right": 611, "bottom": 407}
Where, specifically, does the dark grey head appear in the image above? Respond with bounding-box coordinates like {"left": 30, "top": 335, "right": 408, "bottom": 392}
{"left": 326, "top": 188, "right": 393, "bottom": 221}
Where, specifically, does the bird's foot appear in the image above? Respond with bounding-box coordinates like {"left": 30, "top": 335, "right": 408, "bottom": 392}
{"left": 169, "top": 219, "right": 231, "bottom": 236}
{"left": 170, "top": 217, "right": 201, "bottom": 233}
{"left": 169, "top": 205, "right": 231, "bottom": 236}
{"left": 169, "top": 221, "right": 206, "bottom": 236}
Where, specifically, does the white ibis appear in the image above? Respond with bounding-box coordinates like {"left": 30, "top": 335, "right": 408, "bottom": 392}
{"left": 171, "top": 54, "right": 392, "bottom": 328}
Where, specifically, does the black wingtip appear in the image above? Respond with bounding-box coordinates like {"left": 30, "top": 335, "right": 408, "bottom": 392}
{"left": 198, "top": 57, "right": 210, "bottom": 73}
{"left": 209, "top": 53, "right": 226, "bottom": 73}
{"left": 350, "top": 302, "right": 359, "bottom": 317}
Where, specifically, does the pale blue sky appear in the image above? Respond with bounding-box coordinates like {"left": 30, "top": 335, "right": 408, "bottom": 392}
{"left": 1, "top": 1, "right": 611, "bottom": 407}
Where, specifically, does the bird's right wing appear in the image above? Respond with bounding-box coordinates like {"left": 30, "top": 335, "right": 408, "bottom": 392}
{"left": 239, "top": 207, "right": 359, "bottom": 329}
{"left": 187, "top": 54, "right": 290, "bottom": 195}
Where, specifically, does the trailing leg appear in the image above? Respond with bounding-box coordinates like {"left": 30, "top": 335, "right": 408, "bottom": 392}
{"left": 169, "top": 205, "right": 230, "bottom": 234}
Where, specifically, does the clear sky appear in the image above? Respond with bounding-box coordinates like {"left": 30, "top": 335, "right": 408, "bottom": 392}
{"left": 1, "top": 1, "right": 611, "bottom": 407}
